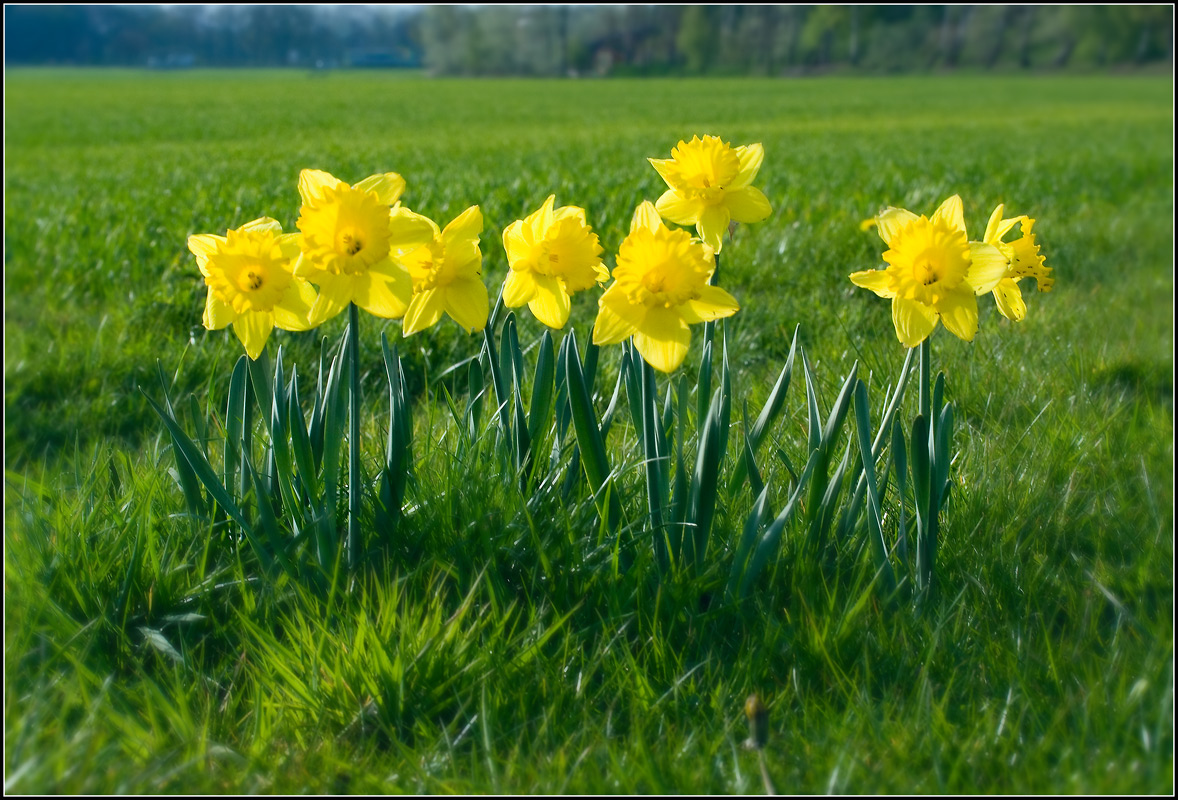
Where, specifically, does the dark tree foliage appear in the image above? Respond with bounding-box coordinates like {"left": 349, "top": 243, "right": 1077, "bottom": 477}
{"left": 4, "top": 5, "right": 1172, "bottom": 74}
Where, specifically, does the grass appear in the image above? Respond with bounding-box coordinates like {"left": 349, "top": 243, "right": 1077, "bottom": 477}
{"left": 5, "top": 69, "right": 1173, "bottom": 793}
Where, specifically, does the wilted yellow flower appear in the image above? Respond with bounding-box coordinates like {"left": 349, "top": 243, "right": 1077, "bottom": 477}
{"left": 981, "top": 204, "right": 1054, "bottom": 323}
{"left": 392, "top": 205, "right": 488, "bottom": 336}
{"left": 502, "top": 195, "right": 609, "bottom": 329}
{"left": 593, "top": 201, "right": 739, "bottom": 373}
{"left": 849, "top": 195, "right": 1007, "bottom": 348}
{"left": 188, "top": 217, "right": 316, "bottom": 360}
{"left": 649, "top": 134, "right": 772, "bottom": 253}
{"left": 294, "top": 168, "right": 434, "bottom": 325}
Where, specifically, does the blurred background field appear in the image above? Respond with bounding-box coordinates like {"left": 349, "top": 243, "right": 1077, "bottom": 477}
{"left": 4, "top": 56, "right": 1173, "bottom": 794}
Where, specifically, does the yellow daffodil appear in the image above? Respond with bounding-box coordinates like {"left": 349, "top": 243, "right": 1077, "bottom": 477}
{"left": 981, "top": 204, "right": 1054, "bottom": 322}
{"left": 502, "top": 195, "right": 609, "bottom": 329}
{"left": 391, "top": 205, "right": 488, "bottom": 336}
{"left": 849, "top": 195, "right": 1008, "bottom": 348}
{"left": 649, "top": 134, "right": 772, "bottom": 253}
{"left": 593, "top": 201, "right": 739, "bottom": 373}
{"left": 188, "top": 217, "right": 316, "bottom": 360}
{"left": 294, "top": 168, "right": 434, "bottom": 325}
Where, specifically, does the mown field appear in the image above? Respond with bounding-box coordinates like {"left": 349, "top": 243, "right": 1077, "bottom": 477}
{"left": 5, "top": 69, "right": 1173, "bottom": 793}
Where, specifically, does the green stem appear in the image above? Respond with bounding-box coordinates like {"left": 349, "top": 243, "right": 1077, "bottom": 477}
{"left": 347, "top": 302, "right": 361, "bottom": 572}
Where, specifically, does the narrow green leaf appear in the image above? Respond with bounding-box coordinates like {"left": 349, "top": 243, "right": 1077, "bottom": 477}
{"left": 528, "top": 330, "right": 555, "bottom": 446}
{"left": 802, "top": 348, "right": 822, "bottom": 454}
{"left": 697, "top": 338, "right": 713, "bottom": 430}
{"left": 822, "top": 361, "right": 859, "bottom": 446}
{"left": 143, "top": 390, "right": 262, "bottom": 560}
{"left": 742, "top": 448, "right": 820, "bottom": 598}
{"left": 892, "top": 417, "right": 910, "bottom": 570}
{"left": 726, "top": 483, "right": 771, "bottom": 602}
{"left": 910, "top": 414, "right": 931, "bottom": 533}
{"left": 467, "top": 354, "right": 485, "bottom": 441}
{"left": 565, "top": 332, "right": 621, "bottom": 532}
{"left": 687, "top": 388, "right": 724, "bottom": 571}
{"left": 750, "top": 325, "right": 799, "bottom": 447}
{"left": 225, "top": 355, "right": 249, "bottom": 493}
{"left": 853, "top": 379, "right": 897, "bottom": 595}
{"left": 154, "top": 362, "right": 205, "bottom": 519}
{"left": 288, "top": 367, "right": 319, "bottom": 503}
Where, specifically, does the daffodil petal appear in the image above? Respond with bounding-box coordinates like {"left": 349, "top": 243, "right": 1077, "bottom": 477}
{"left": 534, "top": 194, "right": 557, "bottom": 235}
{"left": 891, "top": 297, "right": 938, "bottom": 348}
{"left": 272, "top": 279, "right": 318, "bottom": 331}
{"left": 203, "top": 290, "right": 236, "bottom": 330}
{"left": 442, "top": 205, "right": 483, "bottom": 246}
{"left": 631, "top": 200, "right": 663, "bottom": 235}
{"left": 932, "top": 195, "right": 965, "bottom": 234}
{"left": 299, "top": 169, "right": 344, "bottom": 205}
{"left": 309, "top": 273, "right": 354, "bottom": 326}
{"left": 234, "top": 311, "right": 274, "bottom": 361}
{"left": 732, "top": 142, "right": 764, "bottom": 189}
{"left": 593, "top": 286, "right": 641, "bottom": 345}
{"left": 527, "top": 274, "right": 572, "bottom": 329}
{"left": 552, "top": 203, "right": 586, "bottom": 225}
{"left": 993, "top": 277, "right": 1027, "bottom": 322}
{"left": 876, "top": 207, "right": 918, "bottom": 248}
{"left": 725, "top": 186, "right": 772, "bottom": 224}
{"left": 697, "top": 204, "right": 731, "bottom": 253}
{"left": 443, "top": 278, "right": 489, "bottom": 333}
{"left": 502, "top": 219, "right": 531, "bottom": 266}
{"left": 936, "top": 285, "right": 979, "bottom": 342}
{"left": 402, "top": 288, "right": 446, "bottom": 336}
{"left": 683, "top": 285, "right": 740, "bottom": 323}
{"left": 240, "top": 217, "right": 282, "bottom": 235}
{"left": 502, "top": 268, "right": 537, "bottom": 307}
{"left": 967, "top": 241, "right": 1009, "bottom": 295}
{"left": 654, "top": 189, "right": 701, "bottom": 227}
{"left": 352, "top": 172, "right": 406, "bottom": 206}
{"left": 983, "top": 204, "right": 1005, "bottom": 243}
{"left": 633, "top": 307, "right": 691, "bottom": 374}
{"left": 355, "top": 259, "right": 413, "bottom": 319}
{"left": 648, "top": 157, "right": 680, "bottom": 190}
{"left": 849, "top": 269, "right": 895, "bottom": 298}
{"left": 389, "top": 207, "right": 439, "bottom": 258}
{"left": 188, "top": 234, "right": 224, "bottom": 276}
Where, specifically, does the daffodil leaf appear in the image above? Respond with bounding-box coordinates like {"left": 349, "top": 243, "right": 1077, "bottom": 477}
{"left": 726, "top": 482, "right": 770, "bottom": 603}
{"left": 288, "top": 368, "right": 319, "bottom": 505}
{"left": 742, "top": 447, "right": 820, "bottom": 599}
{"left": 153, "top": 362, "right": 206, "bottom": 520}
{"left": 528, "top": 330, "right": 555, "bottom": 448}
{"left": 892, "top": 417, "right": 910, "bottom": 571}
{"left": 854, "top": 379, "right": 897, "bottom": 596}
{"left": 467, "top": 353, "right": 485, "bottom": 442}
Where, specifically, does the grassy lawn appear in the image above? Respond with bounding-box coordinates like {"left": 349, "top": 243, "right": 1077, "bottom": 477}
{"left": 5, "top": 69, "right": 1173, "bottom": 793}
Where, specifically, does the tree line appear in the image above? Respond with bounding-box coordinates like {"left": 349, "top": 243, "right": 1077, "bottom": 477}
{"left": 5, "top": 5, "right": 1172, "bottom": 75}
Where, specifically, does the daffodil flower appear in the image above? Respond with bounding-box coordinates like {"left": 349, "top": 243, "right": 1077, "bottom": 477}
{"left": 849, "top": 195, "right": 1008, "bottom": 348}
{"left": 593, "top": 201, "right": 739, "bottom": 373}
{"left": 188, "top": 217, "right": 316, "bottom": 360}
{"left": 980, "top": 204, "right": 1054, "bottom": 323}
{"left": 294, "top": 168, "right": 434, "bottom": 325}
{"left": 391, "top": 205, "right": 488, "bottom": 336}
{"left": 501, "top": 195, "right": 609, "bottom": 329}
{"left": 649, "top": 135, "right": 772, "bottom": 253}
